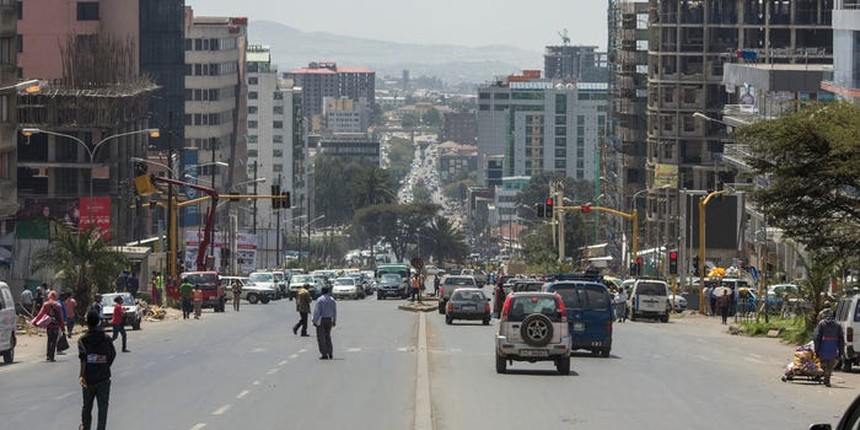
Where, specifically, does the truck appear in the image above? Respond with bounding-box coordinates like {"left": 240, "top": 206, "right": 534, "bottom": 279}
{"left": 179, "top": 271, "right": 224, "bottom": 311}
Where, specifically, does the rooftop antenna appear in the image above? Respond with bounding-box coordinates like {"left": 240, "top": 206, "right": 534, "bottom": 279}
{"left": 559, "top": 29, "right": 570, "bottom": 46}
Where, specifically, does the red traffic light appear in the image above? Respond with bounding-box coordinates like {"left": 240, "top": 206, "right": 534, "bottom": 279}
{"left": 581, "top": 204, "right": 591, "bottom": 213}
{"left": 545, "top": 197, "right": 554, "bottom": 206}
{"left": 669, "top": 251, "right": 678, "bottom": 260}
{"left": 636, "top": 257, "right": 643, "bottom": 264}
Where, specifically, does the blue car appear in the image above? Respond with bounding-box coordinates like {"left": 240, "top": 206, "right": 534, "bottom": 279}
{"left": 544, "top": 275, "right": 614, "bottom": 358}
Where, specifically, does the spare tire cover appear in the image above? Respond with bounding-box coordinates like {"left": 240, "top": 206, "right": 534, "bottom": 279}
{"left": 520, "top": 313, "right": 554, "bottom": 347}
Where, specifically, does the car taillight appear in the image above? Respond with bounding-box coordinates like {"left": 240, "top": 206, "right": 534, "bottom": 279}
{"left": 501, "top": 296, "right": 512, "bottom": 319}
{"left": 447, "top": 302, "right": 454, "bottom": 311}
{"left": 605, "top": 320, "right": 613, "bottom": 334}
{"left": 485, "top": 303, "right": 491, "bottom": 313}
{"left": 848, "top": 327, "right": 854, "bottom": 343}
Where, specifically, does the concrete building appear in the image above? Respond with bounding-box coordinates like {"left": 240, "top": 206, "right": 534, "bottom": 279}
{"left": 442, "top": 112, "right": 477, "bottom": 145}
{"left": 477, "top": 70, "right": 608, "bottom": 187}
{"left": 645, "top": 0, "right": 832, "bottom": 251}
{"left": 323, "top": 97, "right": 368, "bottom": 134}
{"left": 821, "top": 0, "right": 860, "bottom": 103}
{"left": 318, "top": 134, "right": 380, "bottom": 165}
{"left": 183, "top": 9, "right": 248, "bottom": 226}
{"left": 437, "top": 141, "right": 477, "bottom": 182}
{"left": 0, "top": 1, "right": 18, "bottom": 232}
{"left": 544, "top": 45, "right": 610, "bottom": 83}
{"left": 284, "top": 61, "right": 375, "bottom": 128}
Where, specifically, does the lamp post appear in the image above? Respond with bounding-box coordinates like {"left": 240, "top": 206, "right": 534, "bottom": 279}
{"left": 2, "top": 79, "right": 40, "bottom": 94}
{"left": 23, "top": 128, "right": 159, "bottom": 234}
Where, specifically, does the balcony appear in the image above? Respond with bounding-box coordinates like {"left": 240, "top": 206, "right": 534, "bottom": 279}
{"left": 722, "top": 144, "right": 753, "bottom": 171}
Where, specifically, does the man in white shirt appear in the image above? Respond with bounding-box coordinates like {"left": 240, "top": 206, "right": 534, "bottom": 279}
{"left": 614, "top": 289, "right": 628, "bottom": 322}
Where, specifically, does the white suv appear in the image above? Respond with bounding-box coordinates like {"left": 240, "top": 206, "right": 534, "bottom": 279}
{"left": 835, "top": 293, "right": 860, "bottom": 371}
{"left": 627, "top": 278, "right": 670, "bottom": 323}
{"left": 0, "top": 282, "right": 15, "bottom": 364}
{"left": 495, "top": 292, "right": 571, "bottom": 375}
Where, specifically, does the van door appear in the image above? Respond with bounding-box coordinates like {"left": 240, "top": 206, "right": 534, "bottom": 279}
{"left": 0, "top": 284, "right": 14, "bottom": 351}
{"left": 633, "top": 281, "right": 668, "bottom": 314}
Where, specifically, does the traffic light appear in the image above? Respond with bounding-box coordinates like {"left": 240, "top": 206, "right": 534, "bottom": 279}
{"left": 692, "top": 255, "right": 700, "bottom": 274}
{"left": 536, "top": 203, "right": 545, "bottom": 218}
{"left": 581, "top": 204, "right": 591, "bottom": 214}
{"left": 281, "top": 191, "right": 291, "bottom": 209}
{"left": 668, "top": 251, "right": 678, "bottom": 275}
{"left": 544, "top": 197, "right": 554, "bottom": 218}
{"left": 271, "top": 185, "right": 281, "bottom": 209}
{"left": 635, "top": 256, "right": 644, "bottom": 276}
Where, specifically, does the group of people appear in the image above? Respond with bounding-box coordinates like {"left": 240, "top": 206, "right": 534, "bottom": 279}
{"left": 291, "top": 283, "right": 337, "bottom": 359}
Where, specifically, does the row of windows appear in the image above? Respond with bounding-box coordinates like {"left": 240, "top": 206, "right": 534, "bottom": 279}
{"left": 184, "top": 37, "right": 238, "bottom": 52}
{"left": 247, "top": 135, "right": 285, "bottom": 144}
{"left": 184, "top": 111, "right": 233, "bottom": 126}
{"left": 248, "top": 120, "right": 284, "bottom": 129}
{"left": 186, "top": 138, "right": 221, "bottom": 151}
{"left": 185, "top": 88, "right": 220, "bottom": 102}
{"left": 248, "top": 105, "right": 285, "bottom": 115}
{"left": 0, "top": 37, "right": 13, "bottom": 65}
{"left": 248, "top": 91, "right": 284, "bottom": 101}
{"left": 578, "top": 92, "right": 608, "bottom": 101}
{"left": 185, "top": 62, "right": 238, "bottom": 77}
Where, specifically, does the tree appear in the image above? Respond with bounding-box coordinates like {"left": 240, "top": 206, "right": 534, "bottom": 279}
{"left": 521, "top": 212, "right": 587, "bottom": 271}
{"left": 518, "top": 172, "right": 593, "bottom": 220}
{"left": 401, "top": 111, "right": 420, "bottom": 129}
{"left": 314, "top": 155, "right": 363, "bottom": 225}
{"left": 350, "top": 165, "right": 396, "bottom": 211}
{"left": 354, "top": 203, "right": 439, "bottom": 262}
{"left": 793, "top": 247, "right": 840, "bottom": 336}
{"left": 422, "top": 108, "right": 441, "bottom": 126}
{"left": 418, "top": 216, "right": 468, "bottom": 264}
{"left": 737, "top": 102, "right": 860, "bottom": 253}
{"left": 31, "top": 226, "right": 128, "bottom": 313}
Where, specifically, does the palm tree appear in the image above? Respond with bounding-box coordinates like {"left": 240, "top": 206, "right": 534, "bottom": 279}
{"left": 350, "top": 166, "right": 396, "bottom": 210}
{"left": 419, "top": 216, "right": 468, "bottom": 264}
{"left": 32, "top": 226, "right": 128, "bottom": 312}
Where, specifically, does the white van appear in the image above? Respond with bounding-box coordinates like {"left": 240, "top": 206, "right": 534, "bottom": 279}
{"left": 835, "top": 293, "right": 860, "bottom": 371}
{"left": 627, "top": 278, "right": 670, "bottom": 323}
{"left": 0, "top": 281, "right": 16, "bottom": 364}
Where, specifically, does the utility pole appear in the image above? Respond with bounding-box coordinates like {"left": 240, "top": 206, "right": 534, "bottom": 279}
{"left": 252, "top": 161, "right": 258, "bottom": 234}
{"left": 211, "top": 143, "right": 216, "bottom": 269}
{"left": 298, "top": 195, "right": 302, "bottom": 269}
{"left": 306, "top": 192, "right": 311, "bottom": 272}
{"left": 166, "top": 112, "right": 175, "bottom": 282}
{"left": 276, "top": 173, "right": 282, "bottom": 269}
{"left": 557, "top": 184, "right": 565, "bottom": 264}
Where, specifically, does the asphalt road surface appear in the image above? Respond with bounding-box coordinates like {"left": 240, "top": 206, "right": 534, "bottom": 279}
{"left": 2, "top": 293, "right": 859, "bottom": 429}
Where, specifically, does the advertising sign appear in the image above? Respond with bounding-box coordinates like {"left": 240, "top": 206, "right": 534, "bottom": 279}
{"left": 653, "top": 163, "right": 678, "bottom": 189}
{"left": 79, "top": 197, "right": 112, "bottom": 239}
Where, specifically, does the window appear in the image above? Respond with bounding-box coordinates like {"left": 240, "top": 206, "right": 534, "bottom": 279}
{"left": 248, "top": 91, "right": 258, "bottom": 100}
{"left": 273, "top": 164, "right": 283, "bottom": 173}
{"left": 273, "top": 121, "right": 283, "bottom": 129}
{"left": 273, "top": 135, "right": 284, "bottom": 144}
{"left": 0, "top": 95, "right": 7, "bottom": 122}
{"left": 195, "top": 39, "right": 203, "bottom": 51}
{"left": 247, "top": 150, "right": 258, "bottom": 158}
{"left": 16, "top": 1, "right": 21, "bottom": 20}
{"left": 76, "top": 2, "right": 99, "bottom": 20}
{"left": 0, "top": 37, "right": 13, "bottom": 65}
{"left": 273, "top": 106, "right": 284, "bottom": 115}
{"left": 272, "top": 149, "right": 283, "bottom": 158}
{"left": 247, "top": 135, "right": 258, "bottom": 144}
{"left": 248, "top": 106, "right": 258, "bottom": 115}
{"left": 273, "top": 92, "right": 283, "bottom": 100}
{"left": 248, "top": 120, "right": 258, "bottom": 129}
{"left": 0, "top": 151, "right": 9, "bottom": 180}
{"left": 248, "top": 77, "right": 258, "bottom": 85}
{"left": 185, "top": 38, "right": 192, "bottom": 51}
{"left": 15, "top": 34, "right": 21, "bottom": 53}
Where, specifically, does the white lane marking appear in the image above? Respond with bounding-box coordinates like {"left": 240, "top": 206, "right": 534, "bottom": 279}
{"left": 278, "top": 360, "right": 289, "bottom": 366}
{"left": 236, "top": 390, "right": 250, "bottom": 399}
{"left": 190, "top": 424, "right": 207, "bottom": 430}
{"left": 212, "top": 404, "right": 231, "bottom": 415}
{"left": 166, "top": 354, "right": 176, "bottom": 360}
{"left": 289, "top": 354, "right": 298, "bottom": 359}
{"left": 55, "top": 391, "right": 76, "bottom": 400}
{"left": 414, "top": 312, "right": 432, "bottom": 430}
{"left": 266, "top": 368, "right": 279, "bottom": 375}
{"left": 252, "top": 380, "right": 261, "bottom": 386}
{"left": 251, "top": 348, "right": 266, "bottom": 353}
{"left": 298, "top": 348, "right": 307, "bottom": 353}
{"left": 397, "top": 347, "right": 410, "bottom": 352}
{"left": 745, "top": 356, "right": 767, "bottom": 364}
{"left": 346, "top": 347, "right": 361, "bottom": 352}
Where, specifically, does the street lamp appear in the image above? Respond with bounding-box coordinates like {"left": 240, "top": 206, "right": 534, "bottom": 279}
{"left": 23, "top": 128, "right": 159, "bottom": 231}
{"left": 2, "top": 79, "right": 41, "bottom": 94}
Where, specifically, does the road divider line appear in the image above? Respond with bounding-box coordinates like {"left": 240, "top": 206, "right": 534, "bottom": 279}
{"left": 190, "top": 424, "right": 206, "bottom": 430}
{"left": 211, "top": 404, "right": 231, "bottom": 415}
{"left": 55, "top": 391, "right": 75, "bottom": 400}
{"left": 298, "top": 348, "right": 307, "bottom": 353}
{"left": 414, "top": 312, "right": 432, "bottom": 430}
{"left": 236, "top": 390, "right": 250, "bottom": 399}
{"left": 289, "top": 354, "right": 298, "bottom": 359}
{"left": 279, "top": 359, "right": 289, "bottom": 366}
{"left": 252, "top": 380, "right": 261, "bottom": 386}
{"left": 266, "top": 368, "right": 279, "bottom": 375}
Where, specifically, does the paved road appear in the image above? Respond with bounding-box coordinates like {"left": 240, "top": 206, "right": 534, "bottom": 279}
{"left": 3, "top": 294, "right": 859, "bottom": 429}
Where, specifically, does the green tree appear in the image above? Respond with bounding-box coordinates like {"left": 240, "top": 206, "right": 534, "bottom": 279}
{"left": 517, "top": 172, "right": 594, "bottom": 220}
{"left": 418, "top": 216, "right": 468, "bottom": 264}
{"left": 350, "top": 165, "right": 396, "bottom": 210}
{"left": 793, "top": 248, "right": 840, "bottom": 336}
{"left": 354, "top": 203, "right": 439, "bottom": 262}
{"left": 32, "top": 226, "right": 128, "bottom": 312}
{"left": 386, "top": 136, "right": 415, "bottom": 184}
{"left": 520, "top": 214, "right": 587, "bottom": 271}
{"left": 314, "top": 155, "right": 363, "bottom": 225}
{"left": 737, "top": 102, "right": 860, "bottom": 253}
{"left": 442, "top": 179, "right": 475, "bottom": 202}
{"left": 422, "top": 108, "right": 441, "bottom": 126}
{"left": 401, "top": 111, "right": 420, "bottom": 129}
{"left": 412, "top": 183, "right": 432, "bottom": 203}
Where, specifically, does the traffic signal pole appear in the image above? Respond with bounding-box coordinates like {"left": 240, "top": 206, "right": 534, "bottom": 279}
{"left": 554, "top": 204, "right": 638, "bottom": 272}
{"left": 698, "top": 189, "right": 730, "bottom": 313}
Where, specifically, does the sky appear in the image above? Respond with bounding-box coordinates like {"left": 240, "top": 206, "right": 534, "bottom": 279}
{"left": 185, "top": 0, "right": 608, "bottom": 51}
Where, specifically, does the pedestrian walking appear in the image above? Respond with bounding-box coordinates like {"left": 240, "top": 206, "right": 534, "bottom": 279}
{"left": 110, "top": 296, "right": 129, "bottom": 353}
{"left": 65, "top": 292, "right": 78, "bottom": 337}
{"left": 814, "top": 310, "right": 845, "bottom": 387}
{"left": 312, "top": 286, "right": 337, "bottom": 360}
{"left": 90, "top": 294, "right": 103, "bottom": 328}
{"left": 127, "top": 272, "right": 140, "bottom": 298}
{"left": 19, "top": 287, "right": 33, "bottom": 315}
{"left": 410, "top": 274, "right": 421, "bottom": 302}
{"left": 192, "top": 285, "right": 203, "bottom": 319}
{"left": 78, "top": 310, "right": 116, "bottom": 430}
{"left": 614, "top": 288, "right": 628, "bottom": 322}
{"left": 114, "top": 271, "right": 128, "bottom": 293}
{"left": 718, "top": 290, "right": 730, "bottom": 325}
{"left": 179, "top": 278, "right": 193, "bottom": 320}
{"left": 492, "top": 282, "right": 505, "bottom": 319}
{"left": 433, "top": 275, "right": 440, "bottom": 296}
{"left": 34, "top": 284, "right": 46, "bottom": 312}
{"left": 231, "top": 280, "right": 242, "bottom": 312}
{"left": 32, "top": 290, "right": 65, "bottom": 362}
{"left": 293, "top": 283, "right": 312, "bottom": 337}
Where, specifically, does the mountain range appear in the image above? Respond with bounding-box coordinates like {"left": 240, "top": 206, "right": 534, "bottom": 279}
{"left": 248, "top": 20, "right": 542, "bottom": 85}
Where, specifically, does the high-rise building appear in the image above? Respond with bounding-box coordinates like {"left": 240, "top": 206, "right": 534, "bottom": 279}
{"left": 323, "top": 97, "right": 368, "bottom": 134}
{"left": 140, "top": 0, "right": 186, "bottom": 150}
{"left": 822, "top": 0, "right": 860, "bottom": 103}
{"left": 442, "top": 112, "right": 477, "bottom": 145}
{"left": 477, "top": 71, "right": 608, "bottom": 186}
{"left": 284, "top": 62, "right": 375, "bottom": 128}
{"left": 645, "top": 0, "right": 832, "bottom": 249}
{"left": 544, "top": 45, "right": 609, "bottom": 83}
{"left": 183, "top": 8, "right": 248, "bottom": 226}
{"left": 0, "top": 1, "right": 18, "bottom": 231}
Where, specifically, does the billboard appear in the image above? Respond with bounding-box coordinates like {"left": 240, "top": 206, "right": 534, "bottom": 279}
{"left": 184, "top": 231, "right": 257, "bottom": 274}
{"left": 79, "top": 197, "right": 112, "bottom": 240}
{"left": 653, "top": 163, "right": 678, "bottom": 188}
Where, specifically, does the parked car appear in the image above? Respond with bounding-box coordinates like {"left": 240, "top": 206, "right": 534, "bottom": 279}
{"left": 220, "top": 276, "right": 276, "bottom": 304}
{"left": 545, "top": 274, "right": 614, "bottom": 357}
{"left": 438, "top": 276, "right": 478, "bottom": 314}
{"left": 461, "top": 269, "right": 486, "bottom": 287}
{"left": 377, "top": 273, "right": 408, "bottom": 299}
{"left": 100, "top": 293, "right": 142, "bottom": 330}
{"left": 667, "top": 291, "right": 688, "bottom": 313}
{"left": 271, "top": 270, "right": 289, "bottom": 299}
{"left": 289, "top": 274, "right": 323, "bottom": 299}
{"left": 835, "top": 293, "right": 860, "bottom": 372}
{"left": 0, "top": 281, "right": 16, "bottom": 364}
{"left": 445, "top": 288, "right": 491, "bottom": 325}
{"left": 495, "top": 292, "right": 571, "bottom": 375}
{"left": 332, "top": 277, "right": 364, "bottom": 300}
{"left": 627, "top": 278, "right": 670, "bottom": 322}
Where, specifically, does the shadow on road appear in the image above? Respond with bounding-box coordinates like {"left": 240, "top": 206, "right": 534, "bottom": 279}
{"left": 570, "top": 351, "right": 622, "bottom": 360}
{"left": 502, "top": 368, "right": 580, "bottom": 377}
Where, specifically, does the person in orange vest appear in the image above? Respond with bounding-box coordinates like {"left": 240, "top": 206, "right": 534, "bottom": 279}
{"left": 192, "top": 285, "right": 204, "bottom": 320}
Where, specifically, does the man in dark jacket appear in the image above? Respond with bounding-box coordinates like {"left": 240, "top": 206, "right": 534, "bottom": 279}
{"left": 814, "top": 310, "right": 845, "bottom": 387}
{"left": 293, "top": 284, "right": 312, "bottom": 337}
{"left": 78, "top": 310, "right": 116, "bottom": 430}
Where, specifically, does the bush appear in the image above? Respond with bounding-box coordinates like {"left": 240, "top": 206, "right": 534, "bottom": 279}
{"left": 739, "top": 317, "right": 811, "bottom": 345}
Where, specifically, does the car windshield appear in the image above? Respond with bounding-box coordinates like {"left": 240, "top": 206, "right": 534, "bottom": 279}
{"left": 101, "top": 294, "right": 134, "bottom": 307}
{"left": 445, "top": 277, "right": 474, "bottom": 286}
{"left": 250, "top": 273, "right": 273, "bottom": 282}
{"left": 334, "top": 278, "right": 354, "bottom": 286}
{"left": 293, "top": 276, "right": 313, "bottom": 284}
{"left": 452, "top": 290, "right": 485, "bottom": 302}
{"left": 636, "top": 282, "right": 667, "bottom": 296}
{"left": 273, "top": 273, "right": 285, "bottom": 282}
{"left": 381, "top": 274, "right": 401, "bottom": 283}
{"left": 551, "top": 285, "right": 609, "bottom": 311}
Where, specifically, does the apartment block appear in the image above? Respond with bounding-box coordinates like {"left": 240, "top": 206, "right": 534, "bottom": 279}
{"left": 442, "top": 112, "right": 477, "bottom": 145}
{"left": 284, "top": 61, "right": 375, "bottom": 128}
{"left": 822, "top": 0, "right": 860, "bottom": 102}
{"left": 0, "top": 1, "right": 17, "bottom": 229}
{"left": 544, "top": 45, "right": 610, "bottom": 83}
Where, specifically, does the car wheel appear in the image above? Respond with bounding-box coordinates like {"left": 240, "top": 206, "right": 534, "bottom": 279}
{"left": 482, "top": 318, "right": 490, "bottom": 326}
{"left": 438, "top": 301, "right": 446, "bottom": 314}
{"left": 661, "top": 314, "right": 669, "bottom": 323}
{"left": 261, "top": 296, "right": 270, "bottom": 304}
{"left": 600, "top": 348, "right": 610, "bottom": 358}
{"left": 520, "top": 313, "right": 554, "bottom": 347}
{"left": 132, "top": 319, "right": 141, "bottom": 331}
{"left": 556, "top": 356, "right": 571, "bottom": 375}
{"left": 2, "top": 333, "right": 15, "bottom": 364}
{"left": 377, "top": 293, "right": 383, "bottom": 300}
{"left": 445, "top": 316, "right": 453, "bottom": 325}
{"left": 495, "top": 353, "right": 507, "bottom": 374}
{"left": 843, "top": 359, "right": 853, "bottom": 373}
{"left": 247, "top": 293, "right": 259, "bottom": 304}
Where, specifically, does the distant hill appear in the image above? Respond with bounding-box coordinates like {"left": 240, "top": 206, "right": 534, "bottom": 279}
{"left": 248, "top": 20, "right": 541, "bottom": 85}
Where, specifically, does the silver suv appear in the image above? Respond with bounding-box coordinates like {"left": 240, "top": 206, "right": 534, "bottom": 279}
{"left": 495, "top": 292, "right": 571, "bottom": 375}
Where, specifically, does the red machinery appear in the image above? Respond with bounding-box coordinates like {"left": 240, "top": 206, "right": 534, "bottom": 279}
{"left": 153, "top": 176, "right": 219, "bottom": 271}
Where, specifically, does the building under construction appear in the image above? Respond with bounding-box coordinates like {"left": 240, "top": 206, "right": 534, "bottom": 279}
{"left": 642, "top": 0, "right": 832, "bottom": 251}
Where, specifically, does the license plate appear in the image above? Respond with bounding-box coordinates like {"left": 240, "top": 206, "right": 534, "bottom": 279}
{"left": 461, "top": 305, "right": 476, "bottom": 310}
{"left": 520, "top": 349, "right": 548, "bottom": 357}
{"left": 573, "top": 323, "right": 585, "bottom": 332}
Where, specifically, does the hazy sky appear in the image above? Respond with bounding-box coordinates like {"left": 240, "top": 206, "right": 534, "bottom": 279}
{"left": 185, "top": 0, "right": 608, "bottom": 51}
